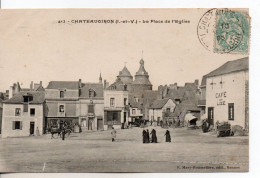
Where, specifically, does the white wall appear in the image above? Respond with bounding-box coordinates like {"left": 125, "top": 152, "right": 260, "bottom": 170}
{"left": 2, "top": 103, "right": 44, "bottom": 138}
{"left": 149, "top": 99, "right": 176, "bottom": 122}
{"left": 206, "top": 70, "right": 248, "bottom": 128}
{"left": 104, "top": 90, "right": 128, "bottom": 108}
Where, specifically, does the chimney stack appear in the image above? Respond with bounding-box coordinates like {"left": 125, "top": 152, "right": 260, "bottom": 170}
{"left": 194, "top": 79, "right": 199, "bottom": 87}
{"left": 40, "top": 81, "right": 42, "bottom": 87}
{"left": 30, "top": 81, "right": 33, "bottom": 91}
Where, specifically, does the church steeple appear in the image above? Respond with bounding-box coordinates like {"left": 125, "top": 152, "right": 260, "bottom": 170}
{"left": 99, "top": 73, "right": 102, "bottom": 84}
{"left": 132, "top": 58, "right": 152, "bottom": 89}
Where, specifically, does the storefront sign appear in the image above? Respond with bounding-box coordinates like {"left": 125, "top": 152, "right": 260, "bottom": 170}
{"left": 215, "top": 91, "right": 227, "bottom": 105}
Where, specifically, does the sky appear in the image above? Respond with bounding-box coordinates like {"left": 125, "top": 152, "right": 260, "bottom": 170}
{"left": 0, "top": 9, "right": 248, "bottom": 92}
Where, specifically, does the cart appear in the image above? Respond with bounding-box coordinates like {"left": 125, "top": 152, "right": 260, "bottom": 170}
{"left": 216, "top": 122, "right": 233, "bottom": 137}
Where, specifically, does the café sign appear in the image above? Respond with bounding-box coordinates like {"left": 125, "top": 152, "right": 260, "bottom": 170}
{"left": 215, "top": 91, "right": 227, "bottom": 106}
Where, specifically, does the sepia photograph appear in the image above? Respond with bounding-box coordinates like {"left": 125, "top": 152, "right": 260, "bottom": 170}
{"left": 0, "top": 8, "right": 250, "bottom": 173}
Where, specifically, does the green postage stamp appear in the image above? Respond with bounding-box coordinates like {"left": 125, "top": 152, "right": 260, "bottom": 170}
{"left": 214, "top": 9, "right": 250, "bottom": 54}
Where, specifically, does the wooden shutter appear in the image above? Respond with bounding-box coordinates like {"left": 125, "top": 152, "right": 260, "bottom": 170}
{"left": 12, "top": 121, "right": 15, "bottom": 130}
{"left": 117, "top": 111, "right": 121, "bottom": 124}
{"left": 104, "top": 111, "right": 107, "bottom": 125}
{"left": 20, "top": 121, "right": 23, "bottom": 130}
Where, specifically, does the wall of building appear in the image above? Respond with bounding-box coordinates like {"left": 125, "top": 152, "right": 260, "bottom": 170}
{"left": 78, "top": 98, "right": 104, "bottom": 130}
{"left": 2, "top": 103, "right": 44, "bottom": 138}
{"left": 149, "top": 99, "right": 176, "bottom": 122}
{"left": 46, "top": 100, "right": 78, "bottom": 117}
{"left": 45, "top": 89, "right": 79, "bottom": 99}
{"left": 206, "top": 70, "right": 249, "bottom": 128}
{"left": 104, "top": 90, "right": 128, "bottom": 108}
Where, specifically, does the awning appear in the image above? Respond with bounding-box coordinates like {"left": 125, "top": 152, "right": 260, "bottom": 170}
{"left": 184, "top": 113, "right": 197, "bottom": 122}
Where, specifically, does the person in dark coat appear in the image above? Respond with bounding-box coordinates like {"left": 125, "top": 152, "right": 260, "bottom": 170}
{"left": 146, "top": 129, "right": 150, "bottom": 143}
{"left": 142, "top": 129, "right": 147, "bottom": 143}
{"left": 150, "top": 129, "right": 157, "bottom": 143}
{"left": 61, "top": 128, "right": 65, "bottom": 141}
{"left": 165, "top": 130, "right": 171, "bottom": 142}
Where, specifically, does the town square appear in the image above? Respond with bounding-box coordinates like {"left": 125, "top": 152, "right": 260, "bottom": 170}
{"left": 0, "top": 9, "right": 250, "bottom": 173}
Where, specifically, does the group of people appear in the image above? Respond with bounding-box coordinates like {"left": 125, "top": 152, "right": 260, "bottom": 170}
{"left": 142, "top": 129, "right": 157, "bottom": 143}
{"left": 142, "top": 129, "right": 171, "bottom": 143}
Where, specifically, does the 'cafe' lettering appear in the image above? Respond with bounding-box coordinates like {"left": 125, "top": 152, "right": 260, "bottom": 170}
{"left": 216, "top": 91, "right": 227, "bottom": 106}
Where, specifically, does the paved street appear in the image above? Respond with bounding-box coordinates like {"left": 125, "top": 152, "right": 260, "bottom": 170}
{"left": 0, "top": 126, "right": 248, "bottom": 173}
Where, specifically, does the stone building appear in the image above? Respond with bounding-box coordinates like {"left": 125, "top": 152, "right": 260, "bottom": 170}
{"left": 204, "top": 57, "right": 249, "bottom": 129}
{"left": 1, "top": 91, "right": 46, "bottom": 138}
{"left": 104, "top": 79, "right": 129, "bottom": 130}
{"left": 149, "top": 98, "right": 176, "bottom": 126}
{"left": 45, "top": 80, "right": 80, "bottom": 130}
{"left": 79, "top": 81, "right": 104, "bottom": 131}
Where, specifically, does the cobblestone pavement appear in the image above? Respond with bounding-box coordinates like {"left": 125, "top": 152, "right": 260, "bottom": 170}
{"left": 0, "top": 126, "right": 249, "bottom": 172}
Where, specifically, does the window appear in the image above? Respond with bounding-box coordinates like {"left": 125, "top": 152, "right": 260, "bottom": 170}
{"left": 59, "top": 105, "right": 65, "bottom": 112}
{"left": 15, "top": 108, "right": 21, "bottom": 116}
{"left": 124, "top": 98, "right": 127, "bottom": 105}
{"left": 110, "top": 98, "right": 115, "bottom": 107}
{"left": 228, "top": 103, "right": 234, "bottom": 120}
{"left": 88, "top": 104, "right": 94, "bottom": 113}
{"left": 23, "top": 104, "right": 28, "bottom": 112}
{"left": 89, "top": 89, "right": 95, "bottom": 98}
{"left": 30, "top": 108, "right": 35, "bottom": 116}
{"left": 60, "top": 91, "right": 64, "bottom": 98}
{"left": 166, "top": 108, "right": 171, "bottom": 113}
{"left": 132, "top": 109, "right": 136, "bottom": 115}
{"left": 13, "top": 121, "right": 22, "bottom": 130}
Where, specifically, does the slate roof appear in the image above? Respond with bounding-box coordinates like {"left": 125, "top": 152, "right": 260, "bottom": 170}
{"left": 80, "top": 83, "right": 104, "bottom": 98}
{"left": 46, "top": 81, "right": 79, "bottom": 90}
{"left": 118, "top": 66, "right": 133, "bottom": 77}
{"left": 4, "top": 91, "right": 45, "bottom": 104}
{"left": 106, "top": 79, "right": 128, "bottom": 91}
{"left": 150, "top": 98, "right": 174, "bottom": 109}
{"left": 201, "top": 57, "right": 249, "bottom": 86}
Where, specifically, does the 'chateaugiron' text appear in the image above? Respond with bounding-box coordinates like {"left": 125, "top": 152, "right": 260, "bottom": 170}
{"left": 58, "top": 19, "right": 190, "bottom": 24}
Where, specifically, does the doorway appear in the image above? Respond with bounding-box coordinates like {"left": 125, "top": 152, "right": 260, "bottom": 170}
{"left": 97, "top": 118, "right": 103, "bottom": 130}
{"left": 208, "top": 107, "right": 214, "bottom": 126}
{"left": 30, "top": 122, "right": 35, "bottom": 135}
{"left": 88, "top": 118, "right": 93, "bottom": 130}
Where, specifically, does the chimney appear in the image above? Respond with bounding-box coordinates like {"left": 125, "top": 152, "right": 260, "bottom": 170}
{"left": 79, "top": 79, "right": 82, "bottom": 88}
{"left": 30, "top": 81, "right": 33, "bottom": 91}
{"left": 194, "top": 79, "right": 199, "bottom": 87}
{"left": 40, "top": 81, "right": 43, "bottom": 87}
{"left": 79, "top": 79, "right": 82, "bottom": 96}
{"left": 9, "top": 86, "right": 13, "bottom": 99}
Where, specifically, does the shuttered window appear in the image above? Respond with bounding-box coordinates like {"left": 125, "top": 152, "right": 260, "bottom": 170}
{"left": 23, "top": 104, "right": 28, "bottom": 112}
{"left": 228, "top": 103, "right": 234, "bottom": 120}
{"left": 13, "top": 121, "right": 22, "bottom": 130}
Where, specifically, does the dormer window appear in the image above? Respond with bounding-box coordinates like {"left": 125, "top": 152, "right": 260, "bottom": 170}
{"left": 89, "top": 89, "right": 95, "bottom": 98}
{"left": 60, "top": 91, "right": 64, "bottom": 98}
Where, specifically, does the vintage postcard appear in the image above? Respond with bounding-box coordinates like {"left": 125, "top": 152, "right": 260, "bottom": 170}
{"left": 0, "top": 8, "right": 250, "bottom": 173}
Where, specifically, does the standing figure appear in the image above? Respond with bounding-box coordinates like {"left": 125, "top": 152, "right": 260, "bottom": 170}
{"left": 61, "top": 127, "right": 65, "bottom": 141}
{"left": 150, "top": 129, "right": 157, "bottom": 143}
{"left": 111, "top": 127, "right": 116, "bottom": 142}
{"left": 165, "top": 130, "right": 171, "bottom": 143}
{"left": 36, "top": 127, "right": 40, "bottom": 136}
{"left": 142, "top": 129, "right": 147, "bottom": 143}
{"left": 146, "top": 129, "right": 150, "bottom": 143}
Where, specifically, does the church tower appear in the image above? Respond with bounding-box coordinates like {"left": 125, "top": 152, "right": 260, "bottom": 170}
{"left": 132, "top": 59, "right": 152, "bottom": 91}
{"left": 117, "top": 65, "right": 133, "bottom": 84}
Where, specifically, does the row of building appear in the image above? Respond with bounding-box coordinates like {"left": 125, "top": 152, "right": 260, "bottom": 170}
{"left": 0, "top": 57, "right": 249, "bottom": 138}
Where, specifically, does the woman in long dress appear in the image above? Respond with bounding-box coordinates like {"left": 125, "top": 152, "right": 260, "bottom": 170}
{"left": 142, "top": 129, "right": 147, "bottom": 143}
{"left": 165, "top": 130, "right": 171, "bottom": 142}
